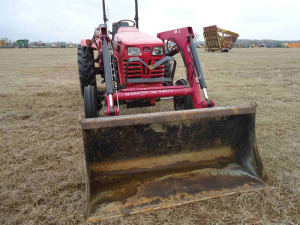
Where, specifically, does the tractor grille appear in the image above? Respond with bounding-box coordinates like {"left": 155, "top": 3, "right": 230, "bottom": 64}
{"left": 150, "top": 60, "right": 164, "bottom": 77}
{"left": 123, "top": 59, "right": 164, "bottom": 79}
{"left": 123, "top": 60, "right": 142, "bottom": 78}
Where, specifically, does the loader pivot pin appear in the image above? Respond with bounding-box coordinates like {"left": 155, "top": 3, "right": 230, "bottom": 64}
{"left": 202, "top": 100, "right": 215, "bottom": 108}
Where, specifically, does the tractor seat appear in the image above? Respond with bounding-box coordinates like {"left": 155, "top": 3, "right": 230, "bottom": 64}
{"left": 112, "top": 22, "right": 129, "bottom": 40}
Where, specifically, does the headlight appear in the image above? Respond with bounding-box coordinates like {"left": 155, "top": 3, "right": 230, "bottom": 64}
{"left": 128, "top": 47, "right": 142, "bottom": 56}
{"left": 152, "top": 46, "right": 164, "bottom": 55}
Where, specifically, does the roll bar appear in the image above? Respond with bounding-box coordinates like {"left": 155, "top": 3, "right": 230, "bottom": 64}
{"left": 101, "top": 0, "right": 139, "bottom": 29}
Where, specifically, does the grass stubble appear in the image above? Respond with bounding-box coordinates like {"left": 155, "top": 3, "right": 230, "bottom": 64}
{"left": 0, "top": 48, "right": 299, "bottom": 224}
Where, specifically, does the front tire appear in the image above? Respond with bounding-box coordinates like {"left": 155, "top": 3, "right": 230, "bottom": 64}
{"left": 78, "top": 45, "right": 96, "bottom": 96}
{"left": 173, "top": 79, "right": 194, "bottom": 110}
{"left": 84, "top": 85, "right": 98, "bottom": 118}
{"left": 164, "top": 61, "right": 172, "bottom": 78}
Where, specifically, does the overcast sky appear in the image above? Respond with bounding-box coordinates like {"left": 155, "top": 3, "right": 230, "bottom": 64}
{"left": 1, "top": 0, "right": 299, "bottom": 42}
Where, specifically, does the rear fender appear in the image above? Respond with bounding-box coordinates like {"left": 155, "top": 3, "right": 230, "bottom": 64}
{"left": 81, "top": 39, "right": 101, "bottom": 50}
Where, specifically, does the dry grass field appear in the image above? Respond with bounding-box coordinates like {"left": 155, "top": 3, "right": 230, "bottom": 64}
{"left": 0, "top": 48, "right": 299, "bottom": 224}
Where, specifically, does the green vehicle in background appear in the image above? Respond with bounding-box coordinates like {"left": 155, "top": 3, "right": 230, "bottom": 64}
{"left": 16, "top": 39, "right": 29, "bottom": 48}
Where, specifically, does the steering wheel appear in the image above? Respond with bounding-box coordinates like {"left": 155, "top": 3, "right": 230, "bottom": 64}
{"left": 115, "top": 19, "right": 136, "bottom": 28}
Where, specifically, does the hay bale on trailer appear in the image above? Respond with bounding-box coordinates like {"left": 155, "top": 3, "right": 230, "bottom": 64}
{"left": 203, "top": 25, "right": 239, "bottom": 52}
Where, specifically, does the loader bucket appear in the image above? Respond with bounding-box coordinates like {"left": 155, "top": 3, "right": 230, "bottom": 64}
{"left": 80, "top": 103, "right": 269, "bottom": 222}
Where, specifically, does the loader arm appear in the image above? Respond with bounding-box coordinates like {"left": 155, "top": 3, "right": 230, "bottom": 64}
{"left": 158, "top": 27, "right": 214, "bottom": 108}
{"left": 95, "top": 25, "right": 119, "bottom": 116}
{"left": 97, "top": 27, "right": 215, "bottom": 116}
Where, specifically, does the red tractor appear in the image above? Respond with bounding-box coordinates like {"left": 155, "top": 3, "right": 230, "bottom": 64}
{"left": 78, "top": 0, "right": 214, "bottom": 118}
{"left": 78, "top": 0, "right": 268, "bottom": 222}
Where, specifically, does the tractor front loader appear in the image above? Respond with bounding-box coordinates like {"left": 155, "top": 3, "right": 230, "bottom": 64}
{"left": 77, "top": 0, "right": 268, "bottom": 222}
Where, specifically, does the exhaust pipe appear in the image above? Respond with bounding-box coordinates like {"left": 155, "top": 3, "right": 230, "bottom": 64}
{"left": 102, "top": 0, "right": 108, "bottom": 24}
{"left": 134, "top": 0, "right": 139, "bottom": 29}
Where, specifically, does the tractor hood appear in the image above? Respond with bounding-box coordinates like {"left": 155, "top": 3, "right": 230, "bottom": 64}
{"left": 115, "top": 27, "right": 163, "bottom": 46}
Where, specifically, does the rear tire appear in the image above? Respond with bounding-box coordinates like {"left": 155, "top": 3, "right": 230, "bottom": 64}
{"left": 78, "top": 45, "right": 96, "bottom": 96}
{"left": 173, "top": 79, "right": 194, "bottom": 111}
{"left": 84, "top": 85, "right": 98, "bottom": 118}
